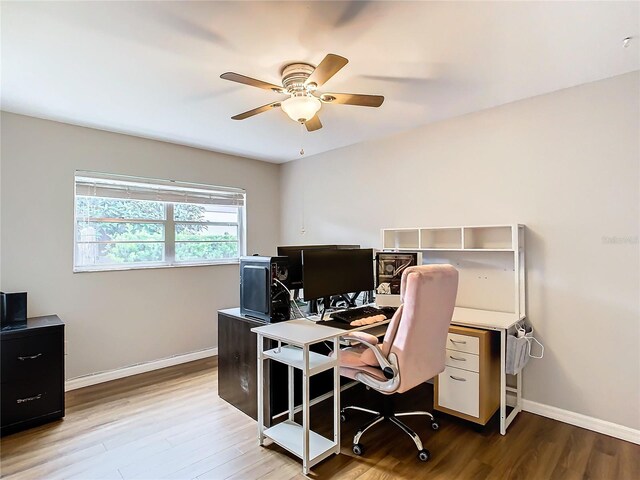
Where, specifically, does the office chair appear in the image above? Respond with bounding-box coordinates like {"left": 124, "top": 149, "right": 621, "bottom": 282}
{"left": 338, "top": 264, "right": 458, "bottom": 462}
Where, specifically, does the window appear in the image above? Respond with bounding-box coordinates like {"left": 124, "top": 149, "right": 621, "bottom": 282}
{"left": 74, "top": 171, "right": 246, "bottom": 272}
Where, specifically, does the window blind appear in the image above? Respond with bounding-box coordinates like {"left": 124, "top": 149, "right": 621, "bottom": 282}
{"left": 75, "top": 171, "right": 246, "bottom": 206}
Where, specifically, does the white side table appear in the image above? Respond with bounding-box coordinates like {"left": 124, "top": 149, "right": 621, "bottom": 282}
{"left": 251, "top": 320, "right": 345, "bottom": 475}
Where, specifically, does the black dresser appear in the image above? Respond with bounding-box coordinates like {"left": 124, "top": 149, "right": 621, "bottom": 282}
{"left": 1, "top": 315, "right": 65, "bottom": 436}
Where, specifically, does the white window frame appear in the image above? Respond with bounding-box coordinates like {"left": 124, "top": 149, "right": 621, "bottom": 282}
{"left": 73, "top": 171, "right": 246, "bottom": 272}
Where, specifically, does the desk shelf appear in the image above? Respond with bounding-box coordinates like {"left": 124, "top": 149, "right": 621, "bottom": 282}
{"left": 263, "top": 345, "right": 336, "bottom": 376}
{"left": 386, "top": 247, "right": 515, "bottom": 252}
{"left": 381, "top": 224, "right": 523, "bottom": 253}
{"left": 381, "top": 224, "right": 525, "bottom": 321}
{"left": 264, "top": 420, "right": 337, "bottom": 464}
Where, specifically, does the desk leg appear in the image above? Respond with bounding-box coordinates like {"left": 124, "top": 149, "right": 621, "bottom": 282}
{"left": 333, "top": 336, "right": 340, "bottom": 454}
{"left": 302, "top": 346, "right": 310, "bottom": 475}
{"left": 500, "top": 329, "right": 507, "bottom": 435}
{"left": 516, "top": 365, "right": 522, "bottom": 409}
{"left": 288, "top": 365, "right": 294, "bottom": 422}
{"left": 257, "top": 334, "right": 265, "bottom": 445}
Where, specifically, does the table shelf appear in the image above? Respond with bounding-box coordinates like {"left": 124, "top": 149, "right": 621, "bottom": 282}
{"left": 262, "top": 345, "right": 336, "bottom": 375}
{"left": 264, "top": 420, "right": 337, "bottom": 463}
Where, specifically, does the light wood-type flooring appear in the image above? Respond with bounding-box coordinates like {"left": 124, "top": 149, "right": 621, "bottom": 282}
{"left": 1, "top": 358, "right": 638, "bottom": 479}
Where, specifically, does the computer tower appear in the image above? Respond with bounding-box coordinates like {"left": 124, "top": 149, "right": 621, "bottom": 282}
{"left": 240, "top": 256, "right": 290, "bottom": 323}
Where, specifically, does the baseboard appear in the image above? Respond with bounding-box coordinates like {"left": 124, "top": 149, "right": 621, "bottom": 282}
{"left": 522, "top": 399, "right": 640, "bottom": 445}
{"left": 65, "top": 347, "right": 218, "bottom": 391}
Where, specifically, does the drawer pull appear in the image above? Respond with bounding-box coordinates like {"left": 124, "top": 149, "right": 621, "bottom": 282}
{"left": 17, "top": 353, "right": 43, "bottom": 361}
{"left": 16, "top": 394, "right": 42, "bottom": 404}
{"left": 449, "top": 339, "right": 467, "bottom": 345}
{"left": 449, "top": 375, "right": 467, "bottom": 382}
{"left": 449, "top": 355, "right": 466, "bottom": 361}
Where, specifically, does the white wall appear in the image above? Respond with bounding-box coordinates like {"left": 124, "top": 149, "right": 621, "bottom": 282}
{"left": 280, "top": 72, "right": 640, "bottom": 430}
{"left": 0, "top": 112, "right": 280, "bottom": 379}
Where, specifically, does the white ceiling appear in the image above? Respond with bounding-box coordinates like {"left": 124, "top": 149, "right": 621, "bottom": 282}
{"left": 2, "top": 1, "right": 638, "bottom": 163}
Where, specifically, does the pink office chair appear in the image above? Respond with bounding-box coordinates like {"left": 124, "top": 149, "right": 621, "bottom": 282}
{"left": 338, "top": 264, "right": 458, "bottom": 462}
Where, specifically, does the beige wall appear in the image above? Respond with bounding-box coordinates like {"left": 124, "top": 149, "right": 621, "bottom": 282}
{"left": 280, "top": 72, "right": 640, "bottom": 429}
{"left": 0, "top": 112, "right": 281, "bottom": 379}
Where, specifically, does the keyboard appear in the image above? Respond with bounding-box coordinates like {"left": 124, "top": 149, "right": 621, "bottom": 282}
{"left": 329, "top": 306, "right": 396, "bottom": 324}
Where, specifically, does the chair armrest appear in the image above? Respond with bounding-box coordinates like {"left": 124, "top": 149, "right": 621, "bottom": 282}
{"left": 341, "top": 334, "right": 397, "bottom": 380}
{"left": 342, "top": 331, "right": 379, "bottom": 345}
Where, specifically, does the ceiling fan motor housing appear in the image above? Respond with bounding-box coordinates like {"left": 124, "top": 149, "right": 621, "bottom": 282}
{"left": 281, "top": 63, "right": 316, "bottom": 93}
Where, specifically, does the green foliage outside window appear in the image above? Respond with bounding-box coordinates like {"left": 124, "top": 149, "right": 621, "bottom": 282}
{"left": 76, "top": 197, "right": 239, "bottom": 264}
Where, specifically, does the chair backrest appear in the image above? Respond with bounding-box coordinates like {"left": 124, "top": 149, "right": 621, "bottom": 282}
{"left": 379, "top": 264, "right": 458, "bottom": 393}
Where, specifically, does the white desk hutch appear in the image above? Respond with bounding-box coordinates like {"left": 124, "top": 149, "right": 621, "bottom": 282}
{"left": 381, "top": 224, "right": 526, "bottom": 434}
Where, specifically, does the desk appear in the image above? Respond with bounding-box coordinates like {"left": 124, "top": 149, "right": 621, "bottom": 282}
{"left": 252, "top": 320, "right": 345, "bottom": 475}
{"left": 218, "top": 306, "right": 522, "bottom": 438}
{"left": 287, "top": 307, "right": 523, "bottom": 436}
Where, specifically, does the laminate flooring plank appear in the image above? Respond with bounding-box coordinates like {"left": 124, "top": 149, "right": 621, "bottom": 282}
{"left": 159, "top": 445, "right": 246, "bottom": 480}
{"left": 1, "top": 442, "right": 106, "bottom": 480}
{"left": 255, "top": 460, "right": 304, "bottom": 480}
{"left": 195, "top": 442, "right": 279, "bottom": 480}
{"left": 352, "top": 450, "right": 402, "bottom": 480}
{"left": 118, "top": 421, "right": 256, "bottom": 479}
{"left": 223, "top": 451, "right": 300, "bottom": 480}
{"left": 64, "top": 439, "right": 173, "bottom": 480}
{"left": 616, "top": 438, "right": 640, "bottom": 480}
{"left": 455, "top": 459, "right": 493, "bottom": 480}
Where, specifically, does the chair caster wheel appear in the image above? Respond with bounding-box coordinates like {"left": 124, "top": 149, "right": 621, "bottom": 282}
{"left": 418, "top": 449, "right": 430, "bottom": 462}
{"left": 352, "top": 443, "right": 364, "bottom": 456}
{"left": 340, "top": 413, "right": 347, "bottom": 423}
{"left": 431, "top": 420, "right": 440, "bottom": 430}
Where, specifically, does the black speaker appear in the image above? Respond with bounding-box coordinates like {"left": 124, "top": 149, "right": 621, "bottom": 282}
{"left": 1, "top": 292, "right": 27, "bottom": 330}
{"left": 240, "top": 256, "right": 290, "bottom": 323}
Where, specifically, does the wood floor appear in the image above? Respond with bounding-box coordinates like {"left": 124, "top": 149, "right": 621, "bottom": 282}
{"left": 1, "top": 358, "right": 638, "bottom": 480}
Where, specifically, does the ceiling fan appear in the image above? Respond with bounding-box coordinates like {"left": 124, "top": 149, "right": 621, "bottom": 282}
{"left": 221, "top": 54, "right": 384, "bottom": 132}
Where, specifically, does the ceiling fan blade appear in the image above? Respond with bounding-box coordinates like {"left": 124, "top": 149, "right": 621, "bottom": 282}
{"left": 221, "top": 72, "right": 284, "bottom": 93}
{"left": 305, "top": 115, "right": 323, "bottom": 132}
{"left": 231, "top": 102, "right": 281, "bottom": 120}
{"left": 305, "top": 54, "right": 348, "bottom": 88}
{"left": 319, "top": 93, "right": 384, "bottom": 107}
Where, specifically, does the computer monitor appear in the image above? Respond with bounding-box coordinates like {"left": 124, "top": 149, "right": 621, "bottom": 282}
{"left": 277, "top": 245, "right": 359, "bottom": 289}
{"left": 302, "top": 248, "right": 375, "bottom": 301}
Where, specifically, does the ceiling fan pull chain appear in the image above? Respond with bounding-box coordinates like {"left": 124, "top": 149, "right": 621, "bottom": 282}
{"left": 299, "top": 121, "right": 305, "bottom": 156}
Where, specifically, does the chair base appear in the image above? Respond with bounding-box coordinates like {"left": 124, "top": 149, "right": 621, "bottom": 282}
{"left": 341, "top": 405, "right": 439, "bottom": 461}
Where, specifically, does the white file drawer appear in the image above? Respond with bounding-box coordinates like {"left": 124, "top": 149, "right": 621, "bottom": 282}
{"left": 447, "top": 332, "right": 479, "bottom": 355}
{"left": 445, "top": 348, "right": 479, "bottom": 372}
{"left": 437, "top": 366, "right": 480, "bottom": 418}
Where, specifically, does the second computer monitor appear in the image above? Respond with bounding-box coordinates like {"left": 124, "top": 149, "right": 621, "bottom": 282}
{"left": 302, "top": 248, "right": 375, "bottom": 301}
{"left": 277, "top": 245, "right": 359, "bottom": 289}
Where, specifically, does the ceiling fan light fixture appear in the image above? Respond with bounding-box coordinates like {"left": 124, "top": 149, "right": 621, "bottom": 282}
{"left": 281, "top": 95, "right": 321, "bottom": 122}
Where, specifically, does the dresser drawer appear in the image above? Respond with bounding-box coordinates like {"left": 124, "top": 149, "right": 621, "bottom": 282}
{"left": 1, "top": 378, "right": 63, "bottom": 428}
{"left": 445, "top": 348, "right": 479, "bottom": 372}
{"left": 437, "top": 366, "right": 479, "bottom": 418}
{"left": 1, "top": 331, "right": 63, "bottom": 383}
{"left": 446, "top": 332, "right": 479, "bottom": 355}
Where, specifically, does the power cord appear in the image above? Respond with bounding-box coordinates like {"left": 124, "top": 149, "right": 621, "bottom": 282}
{"left": 274, "top": 279, "right": 313, "bottom": 321}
